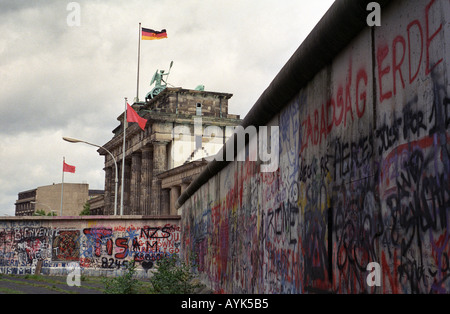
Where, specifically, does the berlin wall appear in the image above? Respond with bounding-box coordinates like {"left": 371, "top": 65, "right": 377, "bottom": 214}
{"left": 0, "top": 216, "right": 181, "bottom": 278}
{"left": 179, "top": 0, "right": 450, "bottom": 293}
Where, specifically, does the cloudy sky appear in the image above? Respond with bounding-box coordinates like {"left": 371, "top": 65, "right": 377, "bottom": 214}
{"left": 0, "top": 0, "right": 334, "bottom": 216}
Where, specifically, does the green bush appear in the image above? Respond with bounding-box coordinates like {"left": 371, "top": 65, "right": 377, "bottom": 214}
{"left": 101, "top": 255, "right": 201, "bottom": 294}
{"left": 79, "top": 201, "right": 90, "bottom": 216}
{"left": 148, "top": 254, "right": 201, "bottom": 294}
{"left": 102, "top": 261, "right": 141, "bottom": 294}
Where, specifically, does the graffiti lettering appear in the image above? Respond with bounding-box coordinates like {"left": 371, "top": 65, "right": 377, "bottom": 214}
{"left": 300, "top": 64, "right": 369, "bottom": 154}
{"left": 377, "top": 0, "right": 444, "bottom": 104}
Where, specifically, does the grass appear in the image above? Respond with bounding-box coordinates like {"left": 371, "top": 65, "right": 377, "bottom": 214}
{"left": 0, "top": 273, "right": 154, "bottom": 294}
{"left": 23, "top": 274, "right": 66, "bottom": 285}
{"left": 0, "top": 276, "right": 77, "bottom": 294}
{"left": 0, "top": 286, "right": 24, "bottom": 294}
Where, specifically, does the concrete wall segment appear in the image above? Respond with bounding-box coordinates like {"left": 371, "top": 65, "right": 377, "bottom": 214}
{"left": 179, "top": 0, "right": 450, "bottom": 294}
{"left": 0, "top": 216, "right": 181, "bottom": 278}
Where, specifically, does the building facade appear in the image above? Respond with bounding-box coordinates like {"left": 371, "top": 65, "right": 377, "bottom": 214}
{"left": 15, "top": 183, "right": 102, "bottom": 216}
{"left": 98, "top": 87, "right": 240, "bottom": 216}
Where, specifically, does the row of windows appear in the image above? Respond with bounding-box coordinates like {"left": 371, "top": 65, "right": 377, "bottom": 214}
{"left": 15, "top": 202, "right": 35, "bottom": 216}
{"left": 17, "top": 191, "right": 36, "bottom": 200}
{"left": 16, "top": 203, "right": 34, "bottom": 210}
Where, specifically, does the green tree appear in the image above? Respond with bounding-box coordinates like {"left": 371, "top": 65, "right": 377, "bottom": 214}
{"left": 34, "top": 209, "right": 56, "bottom": 216}
{"left": 33, "top": 209, "right": 46, "bottom": 216}
{"left": 102, "top": 261, "right": 141, "bottom": 294}
{"left": 148, "top": 254, "right": 201, "bottom": 294}
{"left": 79, "top": 201, "right": 90, "bottom": 216}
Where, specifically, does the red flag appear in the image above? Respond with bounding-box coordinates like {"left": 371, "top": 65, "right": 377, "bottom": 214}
{"left": 127, "top": 103, "right": 147, "bottom": 130}
{"left": 63, "top": 161, "right": 76, "bottom": 173}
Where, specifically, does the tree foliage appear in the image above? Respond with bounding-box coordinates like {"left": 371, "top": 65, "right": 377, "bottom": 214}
{"left": 79, "top": 201, "right": 90, "bottom": 216}
{"left": 102, "top": 261, "right": 141, "bottom": 294}
{"left": 148, "top": 254, "right": 201, "bottom": 294}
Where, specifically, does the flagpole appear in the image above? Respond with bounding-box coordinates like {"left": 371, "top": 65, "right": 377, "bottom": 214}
{"left": 120, "top": 97, "right": 127, "bottom": 215}
{"left": 60, "top": 157, "right": 65, "bottom": 216}
{"left": 136, "top": 22, "right": 141, "bottom": 102}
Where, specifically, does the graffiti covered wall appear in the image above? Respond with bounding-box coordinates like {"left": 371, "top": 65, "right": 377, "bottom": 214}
{"left": 180, "top": 0, "right": 450, "bottom": 293}
{"left": 0, "top": 216, "right": 181, "bottom": 278}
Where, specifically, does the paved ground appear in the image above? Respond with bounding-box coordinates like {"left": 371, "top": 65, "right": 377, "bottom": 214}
{"left": 0, "top": 274, "right": 104, "bottom": 294}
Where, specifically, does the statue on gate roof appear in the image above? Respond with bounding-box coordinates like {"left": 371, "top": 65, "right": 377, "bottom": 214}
{"left": 146, "top": 61, "right": 173, "bottom": 101}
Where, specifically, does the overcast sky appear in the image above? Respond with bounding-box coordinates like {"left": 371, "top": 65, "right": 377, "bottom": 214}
{"left": 0, "top": 0, "right": 334, "bottom": 216}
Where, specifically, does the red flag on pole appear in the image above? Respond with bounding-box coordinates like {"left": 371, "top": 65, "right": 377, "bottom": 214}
{"left": 127, "top": 103, "right": 147, "bottom": 130}
{"left": 63, "top": 161, "right": 76, "bottom": 173}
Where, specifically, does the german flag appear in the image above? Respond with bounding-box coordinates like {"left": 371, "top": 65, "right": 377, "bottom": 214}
{"left": 141, "top": 28, "right": 167, "bottom": 40}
